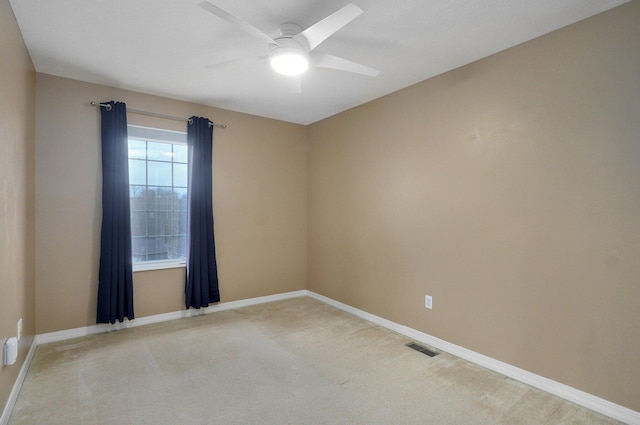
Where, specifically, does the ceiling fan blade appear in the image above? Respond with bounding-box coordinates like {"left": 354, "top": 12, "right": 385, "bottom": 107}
{"left": 199, "top": 1, "right": 278, "bottom": 46}
{"left": 294, "top": 4, "right": 362, "bottom": 51}
{"left": 313, "top": 54, "right": 380, "bottom": 77}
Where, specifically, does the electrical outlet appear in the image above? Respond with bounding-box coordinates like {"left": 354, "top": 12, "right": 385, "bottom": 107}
{"left": 17, "top": 318, "right": 22, "bottom": 341}
{"left": 425, "top": 295, "right": 433, "bottom": 309}
{"left": 4, "top": 338, "right": 18, "bottom": 365}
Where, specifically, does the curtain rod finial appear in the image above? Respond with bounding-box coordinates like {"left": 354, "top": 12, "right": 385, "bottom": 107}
{"left": 91, "top": 101, "right": 112, "bottom": 111}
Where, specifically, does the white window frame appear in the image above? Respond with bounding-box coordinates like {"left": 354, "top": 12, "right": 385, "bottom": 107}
{"left": 128, "top": 125, "right": 188, "bottom": 272}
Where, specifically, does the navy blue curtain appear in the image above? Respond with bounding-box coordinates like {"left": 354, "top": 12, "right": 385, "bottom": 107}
{"left": 185, "top": 116, "right": 220, "bottom": 308}
{"left": 97, "top": 101, "right": 135, "bottom": 323}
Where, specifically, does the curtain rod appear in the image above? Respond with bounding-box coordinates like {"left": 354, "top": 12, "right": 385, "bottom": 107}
{"left": 90, "top": 101, "right": 227, "bottom": 129}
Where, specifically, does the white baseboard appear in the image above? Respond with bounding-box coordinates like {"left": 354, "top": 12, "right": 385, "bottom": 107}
{"left": 2, "top": 290, "right": 307, "bottom": 423}
{"left": 306, "top": 291, "right": 640, "bottom": 425}
{"left": 0, "top": 338, "right": 37, "bottom": 425}
{"left": 4, "top": 289, "right": 638, "bottom": 425}
{"left": 36, "top": 290, "right": 308, "bottom": 345}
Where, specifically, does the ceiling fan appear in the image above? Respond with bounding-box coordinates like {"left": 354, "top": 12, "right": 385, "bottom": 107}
{"left": 199, "top": 1, "right": 380, "bottom": 85}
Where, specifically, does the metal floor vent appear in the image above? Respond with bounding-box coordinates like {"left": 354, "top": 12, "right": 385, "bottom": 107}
{"left": 406, "top": 342, "right": 439, "bottom": 357}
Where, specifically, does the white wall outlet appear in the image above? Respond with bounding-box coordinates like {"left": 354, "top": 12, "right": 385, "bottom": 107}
{"left": 4, "top": 337, "right": 18, "bottom": 365}
{"left": 17, "top": 318, "right": 23, "bottom": 341}
{"left": 425, "top": 295, "right": 433, "bottom": 309}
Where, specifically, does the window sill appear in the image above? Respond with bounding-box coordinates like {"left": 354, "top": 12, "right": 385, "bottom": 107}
{"left": 133, "top": 261, "right": 186, "bottom": 273}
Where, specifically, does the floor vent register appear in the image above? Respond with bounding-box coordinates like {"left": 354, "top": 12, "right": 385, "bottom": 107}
{"left": 406, "top": 342, "right": 439, "bottom": 358}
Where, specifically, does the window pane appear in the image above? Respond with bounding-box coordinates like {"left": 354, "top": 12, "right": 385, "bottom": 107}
{"left": 174, "top": 163, "right": 188, "bottom": 187}
{"left": 146, "top": 237, "right": 169, "bottom": 261}
{"left": 147, "top": 141, "right": 173, "bottom": 161}
{"left": 164, "top": 235, "right": 183, "bottom": 259}
{"left": 174, "top": 188, "right": 187, "bottom": 211}
{"left": 173, "top": 144, "right": 188, "bottom": 163}
{"left": 178, "top": 211, "right": 187, "bottom": 233}
{"left": 147, "top": 186, "right": 173, "bottom": 211}
{"left": 129, "top": 159, "right": 146, "bottom": 185}
{"left": 177, "top": 235, "right": 187, "bottom": 258}
{"left": 128, "top": 140, "right": 146, "bottom": 160}
{"left": 166, "top": 211, "right": 179, "bottom": 236}
{"left": 127, "top": 128, "right": 190, "bottom": 266}
{"left": 132, "top": 236, "right": 148, "bottom": 259}
{"left": 147, "top": 211, "right": 170, "bottom": 237}
{"left": 129, "top": 186, "right": 147, "bottom": 211}
{"left": 131, "top": 212, "right": 147, "bottom": 237}
{"left": 147, "top": 161, "right": 172, "bottom": 186}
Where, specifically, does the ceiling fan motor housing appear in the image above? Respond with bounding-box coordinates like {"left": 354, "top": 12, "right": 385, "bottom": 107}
{"left": 269, "top": 25, "right": 310, "bottom": 75}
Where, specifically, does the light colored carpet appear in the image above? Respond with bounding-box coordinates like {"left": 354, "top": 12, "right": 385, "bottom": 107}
{"left": 9, "top": 297, "right": 622, "bottom": 424}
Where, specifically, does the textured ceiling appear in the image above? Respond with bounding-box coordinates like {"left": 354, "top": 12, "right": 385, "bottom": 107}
{"left": 10, "top": 0, "right": 628, "bottom": 124}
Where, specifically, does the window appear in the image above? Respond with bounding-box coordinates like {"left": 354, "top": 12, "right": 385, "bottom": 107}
{"left": 127, "top": 125, "right": 188, "bottom": 271}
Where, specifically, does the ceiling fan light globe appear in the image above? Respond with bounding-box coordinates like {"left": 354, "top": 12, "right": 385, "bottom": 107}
{"left": 270, "top": 48, "right": 309, "bottom": 76}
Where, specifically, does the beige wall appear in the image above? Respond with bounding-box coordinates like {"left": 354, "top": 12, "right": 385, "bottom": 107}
{"left": 0, "top": 0, "right": 36, "bottom": 413}
{"left": 35, "top": 74, "right": 307, "bottom": 333}
{"left": 308, "top": 2, "right": 640, "bottom": 412}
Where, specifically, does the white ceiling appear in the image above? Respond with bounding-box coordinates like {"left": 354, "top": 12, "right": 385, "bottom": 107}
{"left": 10, "top": 0, "right": 628, "bottom": 125}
